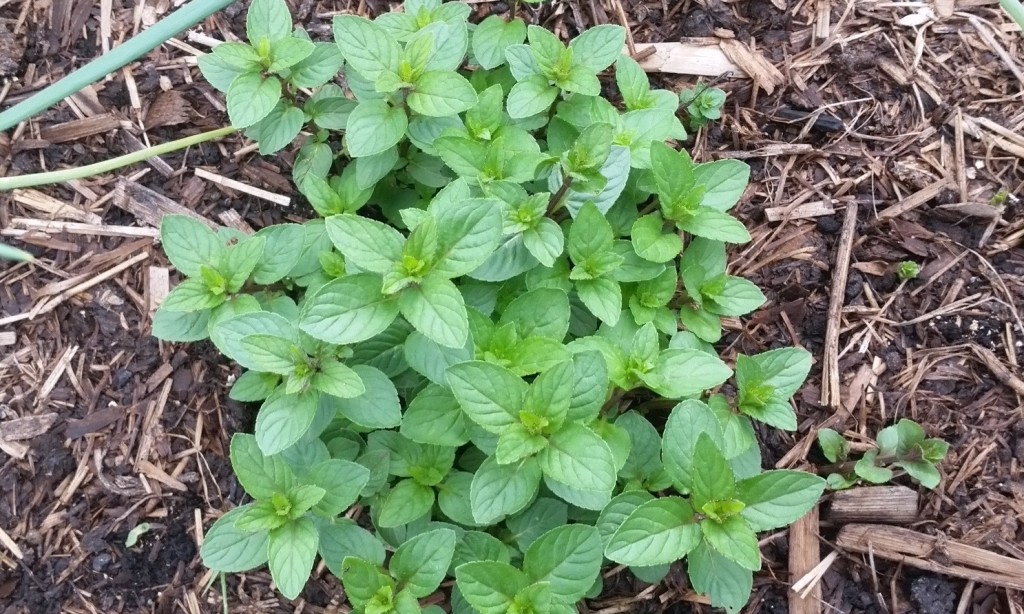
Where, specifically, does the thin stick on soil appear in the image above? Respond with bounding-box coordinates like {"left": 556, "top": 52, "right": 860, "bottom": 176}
{"left": 820, "top": 203, "right": 858, "bottom": 408}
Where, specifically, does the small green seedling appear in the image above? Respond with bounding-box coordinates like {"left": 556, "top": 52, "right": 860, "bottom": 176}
{"left": 817, "top": 420, "right": 949, "bottom": 490}
{"left": 896, "top": 260, "right": 920, "bottom": 281}
{"left": 679, "top": 84, "right": 727, "bottom": 130}
{"left": 144, "top": 0, "right": 831, "bottom": 612}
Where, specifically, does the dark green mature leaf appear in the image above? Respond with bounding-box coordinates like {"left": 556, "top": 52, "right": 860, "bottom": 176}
{"left": 201, "top": 506, "right": 270, "bottom": 572}
{"left": 268, "top": 517, "right": 319, "bottom": 599}
{"left": 736, "top": 470, "right": 825, "bottom": 531}
{"left": 605, "top": 497, "right": 700, "bottom": 566}
{"left": 299, "top": 274, "right": 400, "bottom": 345}
{"left": 687, "top": 541, "right": 752, "bottom": 614}
{"left": 229, "top": 433, "right": 295, "bottom": 500}
{"left": 523, "top": 524, "right": 603, "bottom": 602}
{"left": 456, "top": 561, "right": 530, "bottom": 614}
{"left": 470, "top": 456, "right": 541, "bottom": 523}
{"left": 391, "top": 529, "right": 457, "bottom": 597}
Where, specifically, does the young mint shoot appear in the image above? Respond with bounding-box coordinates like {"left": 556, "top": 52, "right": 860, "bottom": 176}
{"left": 153, "top": 1, "right": 839, "bottom": 612}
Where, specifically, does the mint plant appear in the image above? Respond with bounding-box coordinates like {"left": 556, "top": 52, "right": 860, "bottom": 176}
{"left": 817, "top": 420, "right": 949, "bottom": 490}
{"left": 896, "top": 260, "right": 920, "bottom": 281}
{"left": 679, "top": 84, "right": 727, "bottom": 130}
{"left": 155, "top": 1, "right": 828, "bottom": 612}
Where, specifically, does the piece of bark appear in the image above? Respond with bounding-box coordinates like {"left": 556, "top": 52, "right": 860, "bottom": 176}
{"left": 828, "top": 486, "right": 919, "bottom": 524}
{"left": 0, "top": 413, "right": 60, "bottom": 441}
{"left": 788, "top": 505, "right": 821, "bottom": 614}
{"left": 836, "top": 524, "right": 1024, "bottom": 591}
{"left": 113, "top": 178, "right": 217, "bottom": 230}
{"left": 633, "top": 41, "right": 742, "bottom": 77}
{"left": 38, "top": 113, "right": 123, "bottom": 143}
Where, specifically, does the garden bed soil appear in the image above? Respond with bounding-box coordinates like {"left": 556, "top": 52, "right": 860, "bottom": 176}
{"left": 2, "top": 0, "right": 1024, "bottom": 613}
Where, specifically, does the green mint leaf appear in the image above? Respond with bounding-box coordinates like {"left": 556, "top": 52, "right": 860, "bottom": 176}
{"left": 499, "top": 288, "right": 571, "bottom": 340}
{"left": 465, "top": 85, "right": 504, "bottom": 139}
{"left": 229, "top": 370, "right": 280, "bottom": 402}
{"left": 691, "top": 434, "right": 736, "bottom": 511}
{"left": 346, "top": 100, "right": 408, "bottom": 157}
{"left": 435, "top": 135, "right": 488, "bottom": 179}
{"left": 896, "top": 459, "right": 941, "bottom": 489}
{"left": 736, "top": 470, "right": 825, "bottom": 532}
{"left": 566, "top": 350, "right": 609, "bottom": 423}
{"left": 160, "top": 215, "right": 223, "bottom": 278}
{"left": 326, "top": 213, "right": 404, "bottom": 274}
{"left": 522, "top": 219, "right": 565, "bottom": 267}
{"left": 375, "top": 12, "right": 418, "bottom": 41}
{"left": 568, "top": 202, "right": 614, "bottom": 260}
{"left": 255, "top": 389, "right": 319, "bottom": 455}
{"left": 201, "top": 506, "right": 270, "bottom": 572}
{"left": 405, "top": 329, "right": 474, "bottom": 386}
{"left": 557, "top": 65, "right": 600, "bottom": 95}
{"left": 378, "top": 478, "right": 436, "bottom": 527}
{"left": 308, "top": 459, "right": 370, "bottom": 517}
{"left": 399, "top": 276, "right": 469, "bottom": 348}
{"left": 319, "top": 520, "right": 387, "bottom": 579}
{"left": 408, "top": 71, "right": 478, "bottom": 117}
{"left": 455, "top": 561, "right": 530, "bottom": 614}
{"left": 307, "top": 96, "right": 357, "bottom": 131}
{"left": 854, "top": 449, "right": 894, "bottom": 484}
{"left": 568, "top": 24, "right": 625, "bottom": 73}
{"left": 565, "top": 122, "right": 615, "bottom": 173}
{"left": 246, "top": 104, "right": 305, "bottom": 155}
{"left": 162, "top": 278, "right": 224, "bottom": 312}
{"left": 595, "top": 490, "right": 654, "bottom": 547}
{"left": 526, "top": 25, "right": 565, "bottom": 75}
{"left": 229, "top": 433, "right": 295, "bottom": 500}
{"left": 505, "top": 44, "right": 541, "bottom": 80}
{"left": 631, "top": 214, "right": 682, "bottom": 263}
{"left": 510, "top": 336, "right": 573, "bottom": 376}
{"left": 506, "top": 498, "right": 568, "bottom": 553}
{"left": 251, "top": 223, "right": 304, "bottom": 284}
{"left": 595, "top": 421, "right": 632, "bottom": 473}
{"left": 402, "top": 385, "right": 470, "bottom": 447}
{"left": 605, "top": 497, "right": 700, "bottom": 566}
{"left": 247, "top": 0, "right": 292, "bottom": 45}
{"left": 437, "top": 471, "right": 480, "bottom": 527}
{"left": 507, "top": 75, "right": 559, "bottom": 119}
{"left": 210, "top": 311, "right": 296, "bottom": 370}
{"left": 333, "top": 15, "right": 401, "bottom": 81}
{"left": 543, "top": 472, "right": 612, "bottom": 511}
{"left": 312, "top": 359, "right": 365, "bottom": 398}
{"left": 221, "top": 235, "right": 266, "bottom": 292}
{"left": 238, "top": 334, "right": 303, "bottom": 375}
{"left": 199, "top": 43, "right": 261, "bottom": 91}
{"left": 538, "top": 423, "right": 616, "bottom": 494}
{"left": 227, "top": 73, "right": 281, "bottom": 128}
{"left": 472, "top": 16, "right": 527, "bottom": 70}
{"left": 470, "top": 456, "right": 541, "bottom": 523}
{"left": 576, "top": 277, "right": 622, "bottom": 326}
{"left": 616, "top": 412, "right": 663, "bottom": 485}
{"left": 553, "top": 146, "right": 631, "bottom": 216}
{"left": 268, "top": 517, "right": 319, "bottom": 599}
{"left": 641, "top": 348, "right": 732, "bottom": 399}
{"left": 877, "top": 418, "right": 926, "bottom": 457}
{"left": 678, "top": 305, "right": 722, "bottom": 343}
{"left": 650, "top": 141, "right": 695, "bottom": 206}
{"left": 693, "top": 159, "right": 750, "bottom": 211}
{"left": 431, "top": 198, "right": 504, "bottom": 278}
{"left": 452, "top": 531, "right": 512, "bottom": 569}
{"left": 523, "top": 524, "right": 603, "bottom": 602}
{"left": 299, "top": 274, "right": 400, "bottom": 346}
{"left": 661, "top": 399, "right": 724, "bottom": 492}
{"left": 680, "top": 209, "right": 751, "bottom": 244}
{"left": 267, "top": 36, "right": 315, "bottom": 72}
{"left": 739, "top": 397, "right": 797, "bottom": 431}
{"left": 687, "top": 541, "right": 752, "bottom": 614}
{"left": 341, "top": 556, "right": 393, "bottom": 609}
{"left": 495, "top": 424, "right": 548, "bottom": 464}
{"left": 391, "top": 529, "right": 457, "bottom": 597}
{"left": 615, "top": 54, "right": 650, "bottom": 110}
{"left": 447, "top": 361, "right": 527, "bottom": 433}
{"left": 740, "top": 347, "right": 813, "bottom": 398}
{"left": 817, "top": 428, "right": 849, "bottom": 463}
{"left": 701, "top": 515, "right": 761, "bottom": 571}
{"left": 334, "top": 365, "right": 401, "bottom": 429}
{"left": 288, "top": 42, "right": 345, "bottom": 88}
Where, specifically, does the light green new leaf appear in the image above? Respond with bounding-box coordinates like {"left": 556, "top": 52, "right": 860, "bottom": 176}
{"left": 409, "top": 71, "right": 478, "bottom": 117}
{"left": 470, "top": 456, "right": 542, "bottom": 523}
{"left": 447, "top": 361, "right": 527, "bottom": 433}
{"left": 345, "top": 100, "right": 408, "bottom": 157}
{"left": 161, "top": 278, "right": 223, "bottom": 312}
{"left": 605, "top": 497, "right": 700, "bottom": 566}
{"left": 523, "top": 524, "right": 603, "bottom": 602}
{"left": 736, "top": 470, "right": 825, "bottom": 532}
{"left": 391, "top": 529, "right": 457, "bottom": 597}
{"left": 268, "top": 517, "right": 319, "bottom": 599}
{"left": 701, "top": 516, "right": 761, "bottom": 571}
{"left": 399, "top": 276, "right": 469, "bottom": 348}
{"left": 333, "top": 15, "right": 401, "bottom": 81}
{"left": 299, "top": 274, "right": 400, "bottom": 346}
{"left": 538, "top": 423, "right": 616, "bottom": 494}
